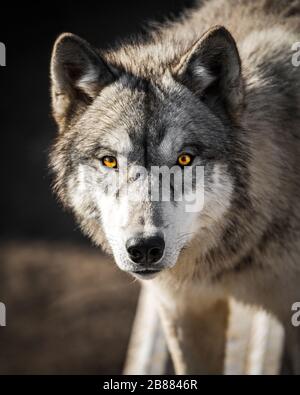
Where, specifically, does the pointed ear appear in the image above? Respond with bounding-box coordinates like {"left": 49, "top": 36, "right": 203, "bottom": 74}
{"left": 172, "top": 26, "right": 244, "bottom": 114}
{"left": 50, "top": 33, "right": 115, "bottom": 131}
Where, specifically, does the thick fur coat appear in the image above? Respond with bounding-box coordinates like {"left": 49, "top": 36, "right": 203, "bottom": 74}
{"left": 50, "top": 0, "right": 300, "bottom": 373}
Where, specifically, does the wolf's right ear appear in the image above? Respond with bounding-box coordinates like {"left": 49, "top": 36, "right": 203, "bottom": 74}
{"left": 172, "top": 26, "right": 244, "bottom": 115}
{"left": 51, "top": 33, "right": 115, "bottom": 131}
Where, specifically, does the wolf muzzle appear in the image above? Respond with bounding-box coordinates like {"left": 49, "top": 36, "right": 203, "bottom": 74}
{"left": 125, "top": 234, "right": 165, "bottom": 278}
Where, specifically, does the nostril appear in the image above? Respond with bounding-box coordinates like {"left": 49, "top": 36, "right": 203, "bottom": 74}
{"left": 128, "top": 247, "right": 143, "bottom": 262}
{"left": 147, "top": 238, "right": 165, "bottom": 264}
{"left": 126, "top": 238, "right": 147, "bottom": 264}
{"left": 149, "top": 247, "right": 162, "bottom": 260}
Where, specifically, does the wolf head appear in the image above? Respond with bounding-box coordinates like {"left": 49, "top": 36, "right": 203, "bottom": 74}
{"left": 50, "top": 26, "right": 245, "bottom": 279}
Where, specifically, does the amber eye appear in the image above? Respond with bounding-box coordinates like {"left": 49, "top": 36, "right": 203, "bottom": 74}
{"left": 102, "top": 156, "right": 118, "bottom": 169}
{"left": 177, "top": 153, "right": 193, "bottom": 167}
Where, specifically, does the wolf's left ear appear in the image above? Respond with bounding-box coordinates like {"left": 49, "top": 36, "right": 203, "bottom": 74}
{"left": 51, "top": 33, "right": 115, "bottom": 131}
{"left": 172, "top": 26, "right": 244, "bottom": 114}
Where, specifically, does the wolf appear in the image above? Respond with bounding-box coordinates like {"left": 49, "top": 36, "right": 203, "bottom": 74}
{"left": 49, "top": 0, "right": 300, "bottom": 374}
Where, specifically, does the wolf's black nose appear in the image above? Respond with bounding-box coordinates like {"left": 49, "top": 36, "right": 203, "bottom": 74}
{"left": 126, "top": 236, "right": 165, "bottom": 265}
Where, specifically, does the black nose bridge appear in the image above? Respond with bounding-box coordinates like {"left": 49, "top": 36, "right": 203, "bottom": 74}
{"left": 149, "top": 203, "right": 165, "bottom": 228}
{"left": 126, "top": 234, "right": 165, "bottom": 265}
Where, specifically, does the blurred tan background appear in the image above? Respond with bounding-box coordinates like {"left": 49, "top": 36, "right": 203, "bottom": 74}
{"left": 0, "top": 241, "right": 139, "bottom": 374}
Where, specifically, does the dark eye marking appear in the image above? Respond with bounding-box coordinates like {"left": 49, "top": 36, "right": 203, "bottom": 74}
{"left": 178, "top": 143, "right": 219, "bottom": 161}
{"left": 83, "top": 144, "right": 119, "bottom": 159}
{"left": 178, "top": 143, "right": 205, "bottom": 155}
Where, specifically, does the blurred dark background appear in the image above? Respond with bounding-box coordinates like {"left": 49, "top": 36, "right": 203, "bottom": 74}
{"left": 0, "top": 0, "right": 194, "bottom": 374}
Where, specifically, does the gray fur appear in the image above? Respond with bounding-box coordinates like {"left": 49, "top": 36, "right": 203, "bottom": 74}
{"left": 50, "top": 0, "right": 300, "bottom": 374}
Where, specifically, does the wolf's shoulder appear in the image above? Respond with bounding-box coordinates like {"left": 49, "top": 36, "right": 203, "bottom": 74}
{"left": 104, "top": 0, "right": 300, "bottom": 78}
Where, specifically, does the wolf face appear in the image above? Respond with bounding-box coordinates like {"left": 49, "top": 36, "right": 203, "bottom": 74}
{"left": 50, "top": 27, "right": 245, "bottom": 279}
